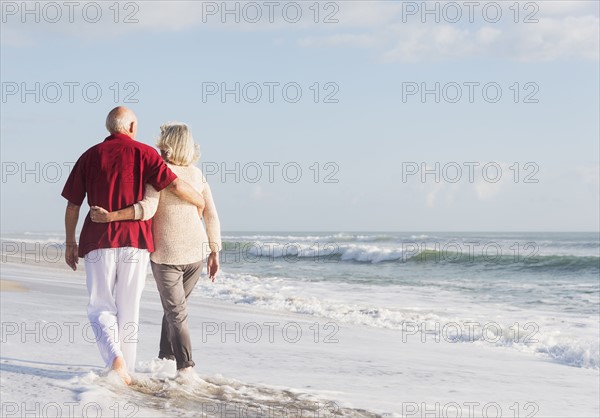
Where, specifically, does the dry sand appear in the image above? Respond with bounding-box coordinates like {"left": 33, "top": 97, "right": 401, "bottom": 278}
{"left": 0, "top": 278, "right": 28, "bottom": 292}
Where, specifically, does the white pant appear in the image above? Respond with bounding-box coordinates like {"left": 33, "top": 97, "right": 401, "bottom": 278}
{"left": 84, "top": 247, "right": 149, "bottom": 372}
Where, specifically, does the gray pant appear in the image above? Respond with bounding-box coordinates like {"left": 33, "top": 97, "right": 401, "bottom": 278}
{"left": 150, "top": 260, "right": 202, "bottom": 370}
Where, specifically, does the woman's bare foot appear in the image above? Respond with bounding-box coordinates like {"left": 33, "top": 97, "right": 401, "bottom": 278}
{"left": 176, "top": 366, "right": 197, "bottom": 383}
{"left": 112, "top": 356, "right": 132, "bottom": 385}
{"left": 178, "top": 366, "right": 193, "bottom": 373}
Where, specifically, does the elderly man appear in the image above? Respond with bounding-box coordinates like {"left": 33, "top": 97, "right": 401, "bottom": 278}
{"left": 61, "top": 107, "right": 204, "bottom": 384}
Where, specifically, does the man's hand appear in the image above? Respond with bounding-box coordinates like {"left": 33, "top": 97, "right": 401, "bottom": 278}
{"left": 65, "top": 242, "right": 79, "bottom": 271}
{"left": 64, "top": 201, "right": 80, "bottom": 271}
{"left": 169, "top": 178, "right": 205, "bottom": 212}
{"left": 207, "top": 252, "right": 219, "bottom": 282}
{"left": 90, "top": 206, "right": 112, "bottom": 223}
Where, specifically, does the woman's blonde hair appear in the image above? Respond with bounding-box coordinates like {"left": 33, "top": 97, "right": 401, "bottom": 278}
{"left": 156, "top": 123, "right": 200, "bottom": 166}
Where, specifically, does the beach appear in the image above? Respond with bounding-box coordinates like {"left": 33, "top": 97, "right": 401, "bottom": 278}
{"left": 1, "top": 232, "right": 599, "bottom": 417}
{"left": 2, "top": 0, "right": 599, "bottom": 415}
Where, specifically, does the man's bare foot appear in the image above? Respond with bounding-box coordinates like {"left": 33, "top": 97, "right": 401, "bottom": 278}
{"left": 112, "top": 356, "right": 132, "bottom": 385}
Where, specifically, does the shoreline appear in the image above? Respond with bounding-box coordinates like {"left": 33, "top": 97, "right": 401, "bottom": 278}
{"left": 1, "top": 260, "right": 599, "bottom": 416}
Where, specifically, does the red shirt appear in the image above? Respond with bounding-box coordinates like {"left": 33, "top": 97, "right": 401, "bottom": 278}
{"left": 61, "top": 133, "right": 177, "bottom": 256}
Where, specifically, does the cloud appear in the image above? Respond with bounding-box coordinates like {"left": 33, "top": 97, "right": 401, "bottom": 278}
{"left": 424, "top": 181, "right": 461, "bottom": 208}
{"left": 476, "top": 27, "right": 502, "bottom": 44}
{"left": 251, "top": 184, "right": 269, "bottom": 200}
{"left": 299, "top": 1, "right": 599, "bottom": 63}
{"left": 533, "top": 1, "right": 599, "bottom": 16}
{"left": 425, "top": 182, "right": 444, "bottom": 208}
{"left": 298, "top": 33, "right": 378, "bottom": 48}
{"left": 411, "top": 161, "right": 539, "bottom": 208}
{"left": 382, "top": 25, "right": 473, "bottom": 63}
{"left": 306, "top": 15, "right": 599, "bottom": 63}
{"left": 473, "top": 162, "right": 517, "bottom": 201}
{"left": 575, "top": 163, "right": 600, "bottom": 193}
{"left": 0, "top": 0, "right": 346, "bottom": 44}
{"left": 512, "top": 16, "right": 600, "bottom": 61}
{"left": 2, "top": 1, "right": 598, "bottom": 62}
{"left": 413, "top": 164, "right": 464, "bottom": 208}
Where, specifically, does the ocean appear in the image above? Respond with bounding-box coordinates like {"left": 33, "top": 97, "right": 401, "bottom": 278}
{"left": 2, "top": 231, "right": 599, "bottom": 372}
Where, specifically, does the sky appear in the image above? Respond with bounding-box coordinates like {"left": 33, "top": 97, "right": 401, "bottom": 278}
{"left": 1, "top": 0, "right": 599, "bottom": 232}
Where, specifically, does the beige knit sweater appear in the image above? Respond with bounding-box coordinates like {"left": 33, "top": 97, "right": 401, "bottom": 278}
{"left": 133, "top": 163, "right": 221, "bottom": 265}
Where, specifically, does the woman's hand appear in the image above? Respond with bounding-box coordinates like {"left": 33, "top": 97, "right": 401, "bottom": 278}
{"left": 90, "top": 206, "right": 112, "bottom": 223}
{"left": 207, "top": 252, "right": 219, "bottom": 282}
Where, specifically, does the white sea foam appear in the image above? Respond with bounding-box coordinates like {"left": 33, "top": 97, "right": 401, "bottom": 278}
{"left": 64, "top": 360, "right": 378, "bottom": 417}
{"left": 240, "top": 242, "right": 416, "bottom": 263}
{"left": 2, "top": 260, "right": 599, "bottom": 417}
{"left": 1, "top": 236, "right": 64, "bottom": 245}
{"left": 196, "top": 271, "right": 600, "bottom": 369}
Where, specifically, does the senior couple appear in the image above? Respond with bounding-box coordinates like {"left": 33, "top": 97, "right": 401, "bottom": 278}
{"left": 62, "top": 106, "right": 221, "bottom": 384}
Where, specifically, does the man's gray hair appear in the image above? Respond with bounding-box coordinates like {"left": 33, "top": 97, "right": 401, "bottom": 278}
{"left": 105, "top": 107, "right": 135, "bottom": 134}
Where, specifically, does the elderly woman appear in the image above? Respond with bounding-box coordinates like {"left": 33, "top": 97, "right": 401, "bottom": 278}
{"left": 91, "top": 123, "right": 221, "bottom": 374}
